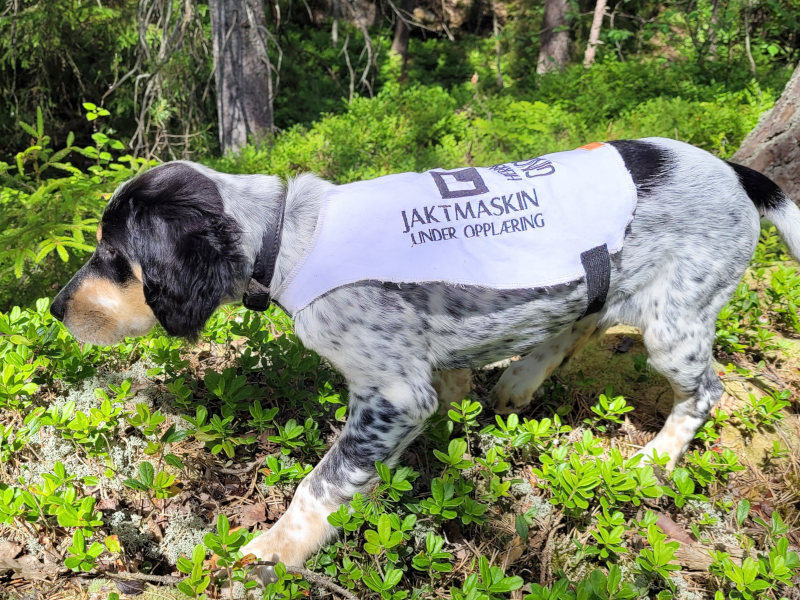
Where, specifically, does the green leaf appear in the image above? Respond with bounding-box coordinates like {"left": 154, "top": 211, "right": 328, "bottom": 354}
{"left": 19, "top": 121, "right": 37, "bottom": 138}
{"left": 217, "top": 513, "right": 230, "bottom": 538}
{"left": 384, "top": 567, "right": 403, "bottom": 587}
{"left": 57, "top": 505, "right": 82, "bottom": 528}
{"left": 736, "top": 499, "right": 750, "bottom": 527}
{"left": 377, "top": 514, "right": 391, "bottom": 543}
{"left": 176, "top": 557, "right": 194, "bottom": 573}
{"left": 71, "top": 529, "right": 86, "bottom": 553}
{"left": 491, "top": 574, "right": 524, "bottom": 592}
{"left": 88, "top": 541, "right": 105, "bottom": 558}
{"left": 55, "top": 242, "right": 69, "bottom": 262}
{"left": 123, "top": 478, "right": 147, "bottom": 491}
{"left": 165, "top": 453, "right": 184, "bottom": 469}
{"left": 105, "top": 535, "right": 121, "bottom": 553}
{"left": 479, "top": 556, "right": 491, "bottom": 586}
{"left": 376, "top": 461, "right": 391, "bottom": 484}
{"left": 138, "top": 462, "right": 155, "bottom": 487}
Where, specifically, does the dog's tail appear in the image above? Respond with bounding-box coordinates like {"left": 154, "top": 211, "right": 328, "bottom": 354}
{"left": 728, "top": 162, "right": 800, "bottom": 260}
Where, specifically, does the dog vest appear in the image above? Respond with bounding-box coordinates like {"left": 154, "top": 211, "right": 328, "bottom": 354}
{"left": 276, "top": 142, "right": 637, "bottom": 316}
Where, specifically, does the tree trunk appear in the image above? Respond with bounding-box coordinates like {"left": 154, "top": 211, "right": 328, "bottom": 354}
{"left": 389, "top": 0, "right": 411, "bottom": 68}
{"left": 707, "top": 0, "right": 720, "bottom": 58}
{"left": 743, "top": 0, "right": 756, "bottom": 76}
{"left": 492, "top": 0, "right": 503, "bottom": 87}
{"left": 537, "top": 0, "right": 570, "bottom": 74}
{"left": 210, "top": 0, "right": 274, "bottom": 154}
{"left": 733, "top": 63, "right": 800, "bottom": 202}
{"left": 583, "top": 0, "right": 607, "bottom": 67}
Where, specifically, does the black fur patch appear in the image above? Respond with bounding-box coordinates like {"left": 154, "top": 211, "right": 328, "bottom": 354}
{"left": 608, "top": 139, "right": 671, "bottom": 195}
{"left": 727, "top": 161, "right": 785, "bottom": 212}
{"left": 102, "top": 163, "right": 245, "bottom": 339}
{"left": 89, "top": 241, "right": 135, "bottom": 284}
{"left": 51, "top": 234, "right": 137, "bottom": 322}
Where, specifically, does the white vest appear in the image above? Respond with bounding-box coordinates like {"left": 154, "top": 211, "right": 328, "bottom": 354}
{"left": 276, "top": 142, "right": 637, "bottom": 316}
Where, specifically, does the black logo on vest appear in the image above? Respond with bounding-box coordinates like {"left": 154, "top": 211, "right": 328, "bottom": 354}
{"left": 430, "top": 168, "right": 489, "bottom": 199}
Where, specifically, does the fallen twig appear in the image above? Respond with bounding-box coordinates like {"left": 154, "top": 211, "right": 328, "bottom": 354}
{"left": 84, "top": 562, "right": 359, "bottom": 600}
{"left": 89, "top": 570, "right": 181, "bottom": 584}
{"left": 281, "top": 564, "right": 360, "bottom": 600}
{"left": 217, "top": 457, "right": 265, "bottom": 475}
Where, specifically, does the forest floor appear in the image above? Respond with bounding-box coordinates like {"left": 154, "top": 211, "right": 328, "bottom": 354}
{"left": 2, "top": 249, "right": 800, "bottom": 600}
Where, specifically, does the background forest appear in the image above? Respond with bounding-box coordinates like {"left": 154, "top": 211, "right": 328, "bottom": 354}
{"left": 1, "top": 0, "right": 799, "bottom": 307}
{"left": 1, "top": 1, "right": 800, "bottom": 599}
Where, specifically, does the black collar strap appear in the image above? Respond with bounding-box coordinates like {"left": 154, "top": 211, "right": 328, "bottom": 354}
{"left": 242, "top": 191, "right": 287, "bottom": 312}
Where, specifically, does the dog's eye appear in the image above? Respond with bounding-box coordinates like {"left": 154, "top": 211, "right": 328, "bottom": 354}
{"left": 99, "top": 244, "right": 117, "bottom": 259}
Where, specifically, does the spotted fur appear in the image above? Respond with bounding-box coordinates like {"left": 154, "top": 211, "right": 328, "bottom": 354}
{"left": 51, "top": 137, "right": 800, "bottom": 569}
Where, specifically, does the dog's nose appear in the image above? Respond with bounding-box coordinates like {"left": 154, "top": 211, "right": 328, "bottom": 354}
{"left": 50, "top": 295, "right": 67, "bottom": 321}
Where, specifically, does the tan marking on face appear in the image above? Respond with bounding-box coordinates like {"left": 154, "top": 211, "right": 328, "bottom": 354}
{"left": 96, "top": 224, "right": 102, "bottom": 242}
{"left": 62, "top": 266, "right": 155, "bottom": 346}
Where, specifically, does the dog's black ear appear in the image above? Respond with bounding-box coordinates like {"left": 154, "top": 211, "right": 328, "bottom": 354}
{"left": 108, "top": 163, "right": 246, "bottom": 340}
{"left": 139, "top": 225, "right": 242, "bottom": 339}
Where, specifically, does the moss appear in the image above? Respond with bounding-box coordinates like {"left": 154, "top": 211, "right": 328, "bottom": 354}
{"left": 159, "top": 513, "right": 212, "bottom": 565}
{"left": 109, "top": 511, "right": 158, "bottom": 558}
{"left": 22, "top": 428, "right": 97, "bottom": 483}
{"left": 685, "top": 500, "right": 740, "bottom": 548}
{"left": 509, "top": 481, "right": 553, "bottom": 522}
{"left": 550, "top": 533, "right": 593, "bottom": 582}
{"left": 669, "top": 574, "right": 704, "bottom": 600}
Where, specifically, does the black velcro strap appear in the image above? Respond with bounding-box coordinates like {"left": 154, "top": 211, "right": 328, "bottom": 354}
{"left": 580, "top": 244, "right": 610, "bottom": 318}
{"left": 242, "top": 278, "right": 272, "bottom": 311}
{"left": 242, "top": 191, "right": 287, "bottom": 312}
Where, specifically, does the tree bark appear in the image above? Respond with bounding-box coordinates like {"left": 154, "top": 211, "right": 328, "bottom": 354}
{"left": 210, "top": 0, "right": 274, "bottom": 154}
{"left": 733, "top": 63, "right": 800, "bottom": 202}
{"left": 707, "top": 0, "right": 720, "bottom": 58}
{"left": 492, "top": 0, "right": 504, "bottom": 87}
{"left": 743, "top": 0, "right": 756, "bottom": 76}
{"left": 583, "top": 0, "right": 607, "bottom": 67}
{"left": 537, "top": 0, "right": 570, "bottom": 74}
{"left": 389, "top": 0, "right": 411, "bottom": 68}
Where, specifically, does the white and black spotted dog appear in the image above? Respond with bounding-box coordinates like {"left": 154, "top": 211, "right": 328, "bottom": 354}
{"left": 51, "top": 138, "right": 800, "bottom": 569}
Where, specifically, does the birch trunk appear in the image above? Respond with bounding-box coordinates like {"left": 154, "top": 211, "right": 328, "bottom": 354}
{"left": 583, "top": 0, "right": 607, "bottom": 67}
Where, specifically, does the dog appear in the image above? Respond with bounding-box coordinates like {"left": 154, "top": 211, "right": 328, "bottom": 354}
{"left": 50, "top": 137, "right": 799, "bottom": 569}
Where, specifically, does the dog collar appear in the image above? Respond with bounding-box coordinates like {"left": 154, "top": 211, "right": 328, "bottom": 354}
{"left": 242, "top": 191, "right": 287, "bottom": 312}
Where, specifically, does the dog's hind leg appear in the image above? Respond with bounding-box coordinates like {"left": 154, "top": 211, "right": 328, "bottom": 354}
{"left": 629, "top": 256, "right": 747, "bottom": 469}
{"left": 492, "top": 315, "right": 600, "bottom": 414}
{"left": 635, "top": 316, "right": 724, "bottom": 470}
{"left": 432, "top": 368, "right": 472, "bottom": 412}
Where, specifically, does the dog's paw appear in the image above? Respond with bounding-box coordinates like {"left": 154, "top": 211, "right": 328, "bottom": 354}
{"left": 633, "top": 440, "right": 681, "bottom": 472}
{"left": 240, "top": 527, "right": 301, "bottom": 585}
{"left": 242, "top": 526, "right": 305, "bottom": 567}
{"left": 491, "top": 377, "right": 539, "bottom": 414}
{"left": 240, "top": 485, "right": 337, "bottom": 581}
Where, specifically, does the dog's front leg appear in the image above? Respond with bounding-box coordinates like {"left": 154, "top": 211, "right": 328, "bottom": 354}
{"left": 242, "top": 377, "right": 438, "bottom": 569}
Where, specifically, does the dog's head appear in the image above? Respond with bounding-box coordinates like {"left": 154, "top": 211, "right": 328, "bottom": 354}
{"left": 51, "top": 162, "right": 250, "bottom": 344}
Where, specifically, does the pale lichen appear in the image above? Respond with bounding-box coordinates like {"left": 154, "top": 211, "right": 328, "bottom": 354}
{"left": 159, "top": 513, "right": 212, "bottom": 565}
